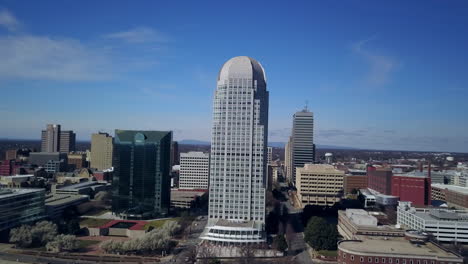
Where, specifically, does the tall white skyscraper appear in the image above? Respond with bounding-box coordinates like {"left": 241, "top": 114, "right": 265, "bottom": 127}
{"left": 291, "top": 109, "right": 315, "bottom": 184}
{"left": 179, "top": 152, "right": 210, "bottom": 190}
{"left": 201, "top": 56, "right": 269, "bottom": 244}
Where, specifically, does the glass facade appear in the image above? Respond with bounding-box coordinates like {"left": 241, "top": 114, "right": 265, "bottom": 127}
{"left": 112, "top": 130, "right": 172, "bottom": 219}
{"left": 0, "top": 188, "right": 45, "bottom": 232}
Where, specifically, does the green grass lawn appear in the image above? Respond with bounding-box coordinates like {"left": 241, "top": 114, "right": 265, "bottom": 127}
{"left": 143, "top": 218, "right": 180, "bottom": 231}
{"left": 77, "top": 240, "right": 101, "bottom": 248}
{"left": 317, "top": 250, "right": 338, "bottom": 257}
{"left": 79, "top": 218, "right": 112, "bottom": 228}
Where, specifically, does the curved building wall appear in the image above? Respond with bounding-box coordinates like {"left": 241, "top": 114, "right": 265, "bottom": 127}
{"left": 202, "top": 56, "right": 269, "bottom": 243}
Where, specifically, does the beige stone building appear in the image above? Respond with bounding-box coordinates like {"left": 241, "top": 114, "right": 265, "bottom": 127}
{"left": 90, "top": 132, "right": 113, "bottom": 171}
{"left": 296, "top": 164, "right": 344, "bottom": 207}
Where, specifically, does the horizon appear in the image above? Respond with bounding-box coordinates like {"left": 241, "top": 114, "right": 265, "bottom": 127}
{"left": 2, "top": 137, "right": 467, "bottom": 154}
{"left": 2, "top": 1, "right": 468, "bottom": 153}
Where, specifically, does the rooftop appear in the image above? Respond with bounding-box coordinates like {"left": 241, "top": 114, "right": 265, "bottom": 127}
{"left": 99, "top": 220, "right": 148, "bottom": 230}
{"left": 432, "top": 183, "right": 468, "bottom": 195}
{"left": 215, "top": 219, "right": 255, "bottom": 228}
{"left": 0, "top": 188, "right": 44, "bottom": 199}
{"left": 300, "top": 164, "right": 345, "bottom": 174}
{"left": 217, "top": 56, "right": 266, "bottom": 84}
{"left": 45, "top": 194, "right": 89, "bottom": 206}
{"left": 180, "top": 151, "right": 209, "bottom": 157}
{"left": 339, "top": 236, "right": 461, "bottom": 259}
{"left": 58, "top": 181, "right": 102, "bottom": 190}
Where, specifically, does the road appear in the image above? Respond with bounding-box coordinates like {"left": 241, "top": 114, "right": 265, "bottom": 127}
{"left": 164, "top": 216, "right": 207, "bottom": 263}
{"left": 0, "top": 250, "right": 93, "bottom": 264}
{"left": 280, "top": 187, "right": 313, "bottom": 264}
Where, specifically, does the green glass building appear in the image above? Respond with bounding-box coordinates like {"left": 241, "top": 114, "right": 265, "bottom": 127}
{"left": 112, "top": 130, "right": 172, "bottom": 219}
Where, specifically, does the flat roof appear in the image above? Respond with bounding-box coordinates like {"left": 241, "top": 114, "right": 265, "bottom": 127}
{"left": 0, "top": 188, "right": 44, "bottom": 199}
{"left": 45, "top": 194, "right": 89, "bottom": 206}
{"left": 339, "top": 237, "right": 461, "bottom": 259}
{"left": 58, "top": 181, "right": 101, "bottom": 190}
{"left": 1, "top": 174, "right": 34, "bottom": 179}
{"left": 299, "top": 164, "right": 345, "bottom": 174}
{"left": 215, "top": 219, "right": 255, "bottom": 228}
{"left": 432, "top": 183, "right": 468, "bottom": 195}
{"left": 100, "top": 220, "right": 148, "bottom": 230}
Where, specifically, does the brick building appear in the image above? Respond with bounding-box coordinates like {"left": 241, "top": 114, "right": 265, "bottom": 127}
{"left": 392, "top": 174, "right": 431, "bottom": 206}
{"left": 338, "top": 236, "right": 462, "bottom": 264}
{"left": 367, "top": 167, "right": 393, "bottom": 195}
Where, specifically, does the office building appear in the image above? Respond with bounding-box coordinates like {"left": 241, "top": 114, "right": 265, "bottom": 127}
{"left": 291, "top": 108, "right": 314, "bottom": 184}
{"left": 398, "top": 201, "right": 468, "bottom": 243}
{"left": 179, "top": 152, "right": 210, "bottom": 190}
{"left": 112, "top": 130, "right": 172, "bottom": 219}
{"left": 171, "top": 189, "right": 208, "bottom": 209}
{"left": 431, "top": 184, "right": 468, "bottom": 209}
{"left": 45, "top": 194, "right": 89, "bottom": 219}
{"left": 284, "top": 136, "right": 293, "bottom": 182}
{"left": 5, "top": 149, "right": 17, "bottom": 161}
{"left": 68, "top": 152, "right": 86, "bottom": 170}
{"left": 171, "top": 141, "right": 179, "bottom": 166}
{"left": 367, "top": 166, "right": 393, "bottom": 195}
{"left": 90, "top": 132, "right": 113, "bottom": 171}
{"left": 59, "top": 130, "right": 76, "bottom": 153}
{"left": 29, "top": 152, "right": 68, "bottom": 166}
{"left": 267, "top": 147, "right": 273, "bottom": 164}
{"left": 392, "top": 173, "right": 431, "bottom": 206}
{"left": 201, "top": 56, "right": 269, "bottom": 244}
{"left": 0, "top": 188, "right": 45, "bottom": 232}
{"left": 338, "top": 209, "right": 404, "bottom": 240}
{"left": 0, "top": 160, "right": 20, "bottom": 176}
{"left": 343, "top": 174, "right": 368, "bottom": 195}
{"left": 296, "top": 164, "right": 344, "bottom": 207}
{"left": 338, "top": 235, "right": 463, "bottom": 264}
{"left": 41, "top": 124, "right": 61, "bottom": 152}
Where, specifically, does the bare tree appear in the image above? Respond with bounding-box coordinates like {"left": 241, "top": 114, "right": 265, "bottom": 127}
{"left": 239, "top": 244, "right": 258, "bottom": 264}
{"left": 197, "top": 245, "right": 219, "bottom": 264}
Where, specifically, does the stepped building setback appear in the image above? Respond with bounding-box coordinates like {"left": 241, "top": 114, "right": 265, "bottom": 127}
{"left": 201, "top": 56, "right": 269, "bottom": 244}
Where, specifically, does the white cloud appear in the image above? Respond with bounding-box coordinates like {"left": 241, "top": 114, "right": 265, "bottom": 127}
{"left": 0, "top": 35, "right": 114, "bottom": 81}
{"left": 103, "top": 26, "right": 169, "bottom": 43}
{"left": 0, "top": 8, "right": 20, "bottom": 32}
{"left": 352, "top": 37, "right": 396, "bottom": 86}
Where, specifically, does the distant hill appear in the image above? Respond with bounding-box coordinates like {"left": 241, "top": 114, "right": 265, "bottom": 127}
{"left": 179, "top": 139, "right": 210, "bottom": 145}
{"left": 179, "top": 139, "right": 357, "bottom": 150}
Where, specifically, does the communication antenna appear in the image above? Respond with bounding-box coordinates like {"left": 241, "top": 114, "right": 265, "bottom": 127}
{"left": 304, "top": 100, "right": 309, "bottom": 111}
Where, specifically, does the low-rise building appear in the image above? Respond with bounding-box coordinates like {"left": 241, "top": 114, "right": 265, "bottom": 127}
{"left": 88, "top": 220, "right": 147, "bottom": 238}
{"left": 45, "top": 193, "right": 89, "bottom": 219}
{"left": 338, "top": 209, "right": 404, "bottom": 240}
{"left": 0, "top": 188, "right": 45, "bottom": 232}
{"left": 397, "top": 201, "right": 468, "bottom": 243}
{"left": 55, "top": 181, "right": 110, "bottom": 197}
{"left": 431, "top": 184, "right": 468, "bottom": 209}
{"left": 392, "top": 172, "right": 431, "bottom": 206}
{"left": 295, "top": 164, "right": 344, "bottom": 207}
{"left": 0, "top": 174, "right": 35, "bottom": 187}
{"left": 67, "top": 152, "right": 86, "bottom": 170}
{"left": 344, "top": 174, "right": 368, "bottom": 195}
{"left": 338, "top": 235, "right": 463, "bottom": 264}
{"left": 171, "top": 189, "right": 207, "bottom": 209}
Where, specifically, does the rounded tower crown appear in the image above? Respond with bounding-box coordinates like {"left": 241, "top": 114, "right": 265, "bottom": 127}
{"left": 217, "top": 56, "right": 266, "bottom": 84}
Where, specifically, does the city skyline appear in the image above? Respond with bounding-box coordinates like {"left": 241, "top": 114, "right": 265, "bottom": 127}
{"left": 1, "top": 1, "right": 468, "bottom": 152}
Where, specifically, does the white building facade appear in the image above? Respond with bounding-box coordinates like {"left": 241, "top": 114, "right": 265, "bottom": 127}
{"left": 201, "top": 56, "right": 269, "bottom": 244}
{"left": 397, "top": 201, "right": 468, "bottom": 243}
{"left": 179, "top": 152, "right": 210, "bottom": 190}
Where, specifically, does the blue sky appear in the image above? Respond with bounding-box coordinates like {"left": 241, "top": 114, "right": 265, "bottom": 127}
{"left": 1, "top": 1, "right": 467, "bottom": 152}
